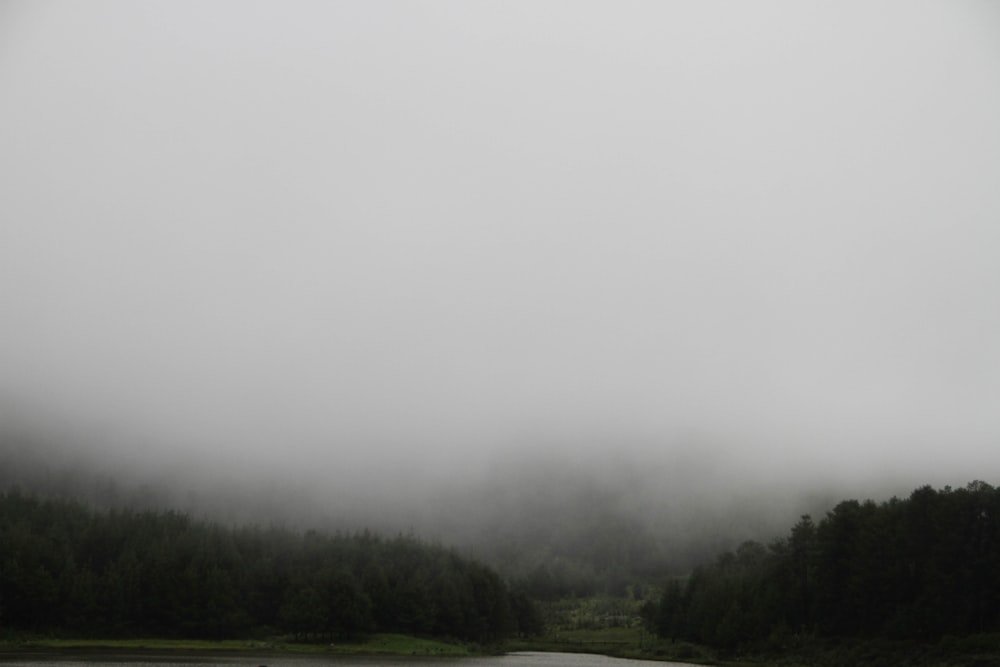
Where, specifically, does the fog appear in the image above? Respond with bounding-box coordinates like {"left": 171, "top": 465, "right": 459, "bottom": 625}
{"left": 2, "top": 1, "right": 1000, "bottom": 550}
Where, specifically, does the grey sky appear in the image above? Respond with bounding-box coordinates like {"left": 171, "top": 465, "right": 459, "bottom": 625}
{"left": 2, "top": 1, "right": 999, "bottom": 490}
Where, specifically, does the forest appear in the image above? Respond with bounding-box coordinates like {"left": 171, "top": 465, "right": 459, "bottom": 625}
{"left": 0, "top": 490, "right": 541, "bottom": 643}
{"left": 2, "top": 429, "right": 998, "bottom": 660}
{"left": 642, "top": 481, "right": 1000, "bottom": 650}
{"left": 0, "top": 432, "right": 809, "bottom": 602}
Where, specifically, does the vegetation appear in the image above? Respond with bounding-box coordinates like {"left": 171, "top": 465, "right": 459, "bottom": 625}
{"left": 2, "top": 444, "right": 998, "bottom": 667}
{"left": 0, "top": 490, "right": 540, "bottom": 644}
{"left": 642, "top": 481, "right": 1000, "bottom": 654}
{"left": 0, "top": 434, "right": 785, "bottom": 599}
{"left": 512, "top": 606, "right": 1000, "bottom": 667}
{"left": 1, "top": 633, "right": 475, "bottom": 656}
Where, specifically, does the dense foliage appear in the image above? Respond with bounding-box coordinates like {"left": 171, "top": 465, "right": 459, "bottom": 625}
{"left": 643, "top": 481, "right": 1000, "bottom": 649}
{"left": 0, "top": 438, "right": 681, "bottom": 600}
{"left": 0, "top": 491, "right": 542, "bottom": 642}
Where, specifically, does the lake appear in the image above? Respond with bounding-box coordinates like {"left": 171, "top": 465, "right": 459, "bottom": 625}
{"left": 0, "top": 651, "right": 692, "bottom": 667}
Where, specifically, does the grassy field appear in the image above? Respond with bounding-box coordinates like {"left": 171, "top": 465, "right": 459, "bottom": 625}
{"left": 8, "top": 631, "right": 997, "bottom": 666}
{"left": 0, "top": 633, "right": 475, "bottom": 657}
{"left": 508, "top": 625, "right": 719, "bottom": 665}
{"left": 510, "top": 626, "right": 1000, "bottom": 667}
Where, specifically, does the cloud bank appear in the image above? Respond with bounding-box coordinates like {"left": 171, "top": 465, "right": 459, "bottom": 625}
{"left": 2, "top": 2, "right": 999, "bottom": 493}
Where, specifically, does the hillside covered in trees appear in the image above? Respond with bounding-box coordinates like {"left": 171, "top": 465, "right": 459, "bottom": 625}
{"left": 3, "top": 423, "right": 998, "bottom": 662}
{"left": 0, "top": 491, "right": 541, "bottom": 643}
{"left": 0, "top": 430, "right": 828, "bottom": 603}
{"left": 643, "top": 481, "right": 1000, "bottom": 650}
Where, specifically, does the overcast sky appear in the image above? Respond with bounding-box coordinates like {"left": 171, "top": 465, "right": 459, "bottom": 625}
{"left": 2, "top": 1, "right": 999, "bottom": 490}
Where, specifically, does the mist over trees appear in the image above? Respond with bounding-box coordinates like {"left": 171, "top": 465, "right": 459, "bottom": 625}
{"left": 643, "top": 481, "right": 1000, "bottom": 649}
{"left": 2, "top": 425, "right": 999, "bottom": 658}
{"left": 0, "top": 490, "right": 540, "bottom": 642}
{"left": 0, "top": 427, "right": 840, "bottom": 599}
{"left": 1, "top": 2, "right": 998, "bottom": 660}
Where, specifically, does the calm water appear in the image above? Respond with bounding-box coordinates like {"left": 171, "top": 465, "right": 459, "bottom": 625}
{"left": 0, "top": 652, "right": 692, "bottom": 667}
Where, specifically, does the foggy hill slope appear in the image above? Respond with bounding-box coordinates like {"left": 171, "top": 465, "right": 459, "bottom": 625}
{"left": 411, "top": 450, "right": 849, "bottom": 588}
{"left": 1, "top": 2, "right": 998, "bottom": 612}
{"left": 1, "top": 421, "right": 876, "bottom": 589}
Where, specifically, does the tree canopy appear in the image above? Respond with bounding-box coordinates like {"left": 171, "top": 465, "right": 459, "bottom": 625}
{"left": 643, "top": 481, "right": 1000, "bottom": 648}
{"left": 0, "top": 491, "right": 540, "bottom": 642}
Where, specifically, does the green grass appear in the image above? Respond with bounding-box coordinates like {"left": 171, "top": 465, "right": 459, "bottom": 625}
{"left": 3, "top": 638, "right": 259, "bottom": 651}
{"left": 12, "top": 633, "right": 995, "bottom": 666}
{"left": 1, "top": 633, "right": 474, "bottom": 657}
{"left": 321, "top": 633, "right": 475, "bottom": 656}
{"left": 508, "top": 626, "right": 719, "bottom": 664}
{"left": 514, "top": 631, "right": 1000, "bottom": 667}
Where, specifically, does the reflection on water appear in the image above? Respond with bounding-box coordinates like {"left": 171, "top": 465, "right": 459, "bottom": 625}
{"left": 0, "top": 651, "right": 691, "bottom": 667}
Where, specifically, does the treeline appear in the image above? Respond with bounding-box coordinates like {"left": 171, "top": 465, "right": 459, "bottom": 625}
{"left": 0, "top": 491, "right": 542, "bottom": 642}
{"left": 0, "top": 435, "right": 673, "bottom": 600}
{"left": 643, "top": 481, "right": 1000, "bottom": 649}
{"left": 0, "top": 431, "right": 815, "bottom": 600}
